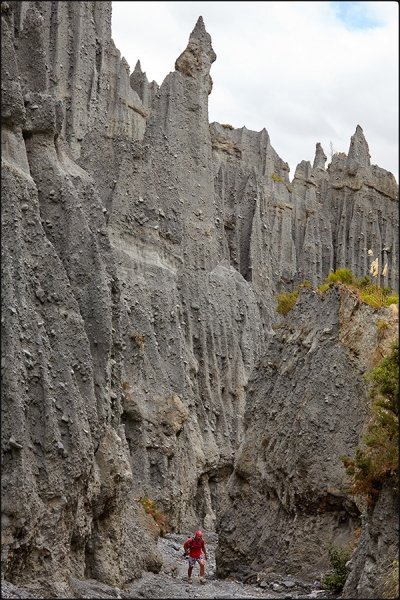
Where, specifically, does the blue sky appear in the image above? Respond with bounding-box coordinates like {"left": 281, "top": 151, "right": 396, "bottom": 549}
{"left": 331, "top": 1, "right": 385, "bottom": 30}
{"left": 112, "top": 1, "right": 398, "bottom": 181}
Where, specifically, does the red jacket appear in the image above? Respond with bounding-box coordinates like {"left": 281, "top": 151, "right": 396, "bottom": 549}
{"left": 185, "top": 536, "right": 205, "bottom": 559}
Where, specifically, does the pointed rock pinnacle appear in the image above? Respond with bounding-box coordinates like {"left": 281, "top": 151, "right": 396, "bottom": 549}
{"left": 192, "top": 15, "right": 207, "bottom": 36}
{"left": 175, "top": 16, "right": 216, "bottom": 88}
{"left": 133, "top": 60, "right": 143, "bottom": 75}
{"left": 347, "top": 125, "right": 371, "bottom": 167}
{"left": 130, "top": 59, "right": 149, "bottom": 100}
{"left": 313, "top": 142, "right": 327, "bottom": 169}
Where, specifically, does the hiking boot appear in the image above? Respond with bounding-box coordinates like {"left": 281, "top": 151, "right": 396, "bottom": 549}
{"left": 187, "top": 577, "right": 192, "bottom": 583}
{"left": 200, "top": 577, "right": 206, "bottom": 584}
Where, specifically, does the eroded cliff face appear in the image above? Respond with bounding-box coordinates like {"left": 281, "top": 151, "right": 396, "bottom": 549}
{"left": 1, "top": 3, "right": 160, "bottom": 597}
{"left": 1, "top": 2, "right": 398, "bottom": 598}
{"left": 210, "top": 123, "right": 398, "bottom": 294}
{"left": 78, "top": 14, "right": 267, "bottom": 534}
{"left": 215, "top": 285, "right": 398, "bottom": 582}
{"left": 342, "top": 480, "right": 398, "bottom": 599}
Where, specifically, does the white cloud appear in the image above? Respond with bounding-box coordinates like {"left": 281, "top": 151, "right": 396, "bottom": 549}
{"left": 111, "top": 1, "right": 398, "bottom": 181}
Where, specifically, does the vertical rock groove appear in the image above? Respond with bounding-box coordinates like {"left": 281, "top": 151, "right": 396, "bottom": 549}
{"left": 1, "top": 3, "right": 398, "bottom": 597}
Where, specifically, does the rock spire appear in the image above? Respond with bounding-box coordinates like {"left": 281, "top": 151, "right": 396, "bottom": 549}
{"left": 347, "top": 124, "right": 371, "bottom": 167}
{"left": 1, "top": 4, "right": 398, "bottom": 598}
{"left": 313, "top": 142, "right": 327, "bottom": 169}
{"left": 175, "top": 16, "right": 216, "bottom": 92}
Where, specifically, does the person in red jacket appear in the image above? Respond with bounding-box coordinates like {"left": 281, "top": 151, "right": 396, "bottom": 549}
{"left": 183, "top": 530, "right": 208, "bottom": 584}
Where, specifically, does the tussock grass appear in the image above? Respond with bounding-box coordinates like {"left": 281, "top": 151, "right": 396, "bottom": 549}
{"left": 318, "top": 269, "right": 399, "bottom": 310}
{"left": 275, "top": 281, "right": 310, "bottom": 316}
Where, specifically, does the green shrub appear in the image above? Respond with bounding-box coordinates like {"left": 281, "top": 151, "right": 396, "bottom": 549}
{"left": 322, "top": 542, "right": 351, "bottom": 592}
{"left": 359, "top": 285, "right": 399, "bottom": 309}
{"left": 221, "top": 123, "right": 234, "bottom": 130}
{"left": 325, "top": 268, "right": 355, "bottom": 285}
{"left": 361, "top": 293, "right": 383, "bottom": 309}
{"left": 279, "top": 267, "right": 398, "bottom": 316}
{"left": 368, "top": 338, "right": 398, "bottom": 408}
{"left": 359, "top": 275, "right": 371, "bottom": 288}
{"left": 276, "top": 290, "right": 298, "bottom": 316}
{"left": 317, "top": 283, "right": 330, "bottom": 294}
{"left": 385, "top": 295, "right": 399, "bottom": 306}
{"left": 341, "top": 339, "right": 399, "bottom": 504}
{"left": 275, "top": 282, "right": 310, "bottom": 316}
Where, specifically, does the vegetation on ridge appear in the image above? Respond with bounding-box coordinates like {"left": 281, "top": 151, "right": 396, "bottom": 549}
{"left": 318, "top": 268, "right": 398, "bottom": 309}
{"left": 275, "top": 268, "right": 398, "bottom": 317}
{"left": 275, "top": 281, "right": 310, "bottom": 316}
{"left": 340, "top": 338, "right": 399, "bottom": 505}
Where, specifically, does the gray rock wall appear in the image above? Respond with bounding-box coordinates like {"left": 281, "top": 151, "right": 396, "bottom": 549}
{"left": 1, "top": 2, "right": 398, "bottom": 597}
{"left": 215, "top": 285, "right": 398, "bottom": 581}
{"left": 1, "top": 3, "right": 160, "bottom": 597}
{"left": 342, "top": 482, "right": 398, "bottom": 598}
{"left": 93, "top": 15, "right": 267, "bottom": 532}
{"left": 210, "top": 124, "right": 398, "bottom": 294}
{"left": 12, "top": 0, "right": 147, "bottom": 155}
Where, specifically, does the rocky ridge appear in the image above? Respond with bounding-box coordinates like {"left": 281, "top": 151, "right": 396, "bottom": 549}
{"left": 1, "top": 2, "right": 398, "bottom": 599}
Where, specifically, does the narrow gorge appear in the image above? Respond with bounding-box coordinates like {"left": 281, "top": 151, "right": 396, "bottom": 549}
{"left": 1, "top": 2, "right": 398, "bottom": 599}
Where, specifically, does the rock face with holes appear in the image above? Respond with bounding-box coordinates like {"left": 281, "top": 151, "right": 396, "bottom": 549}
{"left": 1, "top": 2, "right": 398, "bottom": 598}
{"left": 215, "top": 285, "right": 398, "bottom": 584}
{"left": 1, "top": 3, "right": 159, "bottom": 597}
{"left": 77, "top": 13, "right": 268, "bottom": 538}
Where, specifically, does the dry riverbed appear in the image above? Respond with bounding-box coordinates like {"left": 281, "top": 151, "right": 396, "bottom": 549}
{"left": 1, "top": 533, "right": 337, "bottom": 599}
{"left": 122, "top": 532, "right": 336, "bottom": 599}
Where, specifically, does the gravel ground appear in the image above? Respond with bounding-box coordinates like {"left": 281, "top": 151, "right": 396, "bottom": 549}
{"left": 122, "top": 533, "right": 337, "bottom": 599}
{"left": 1, "top": 581, "right": 37, "bottom": 599}
{"left": 1, "top": 533, "right": 337, "bottom": 599}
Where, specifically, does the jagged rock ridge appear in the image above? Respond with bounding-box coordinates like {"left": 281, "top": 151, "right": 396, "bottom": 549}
{"left": 1, "top": 2, "right": 398, "bottom": 598}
